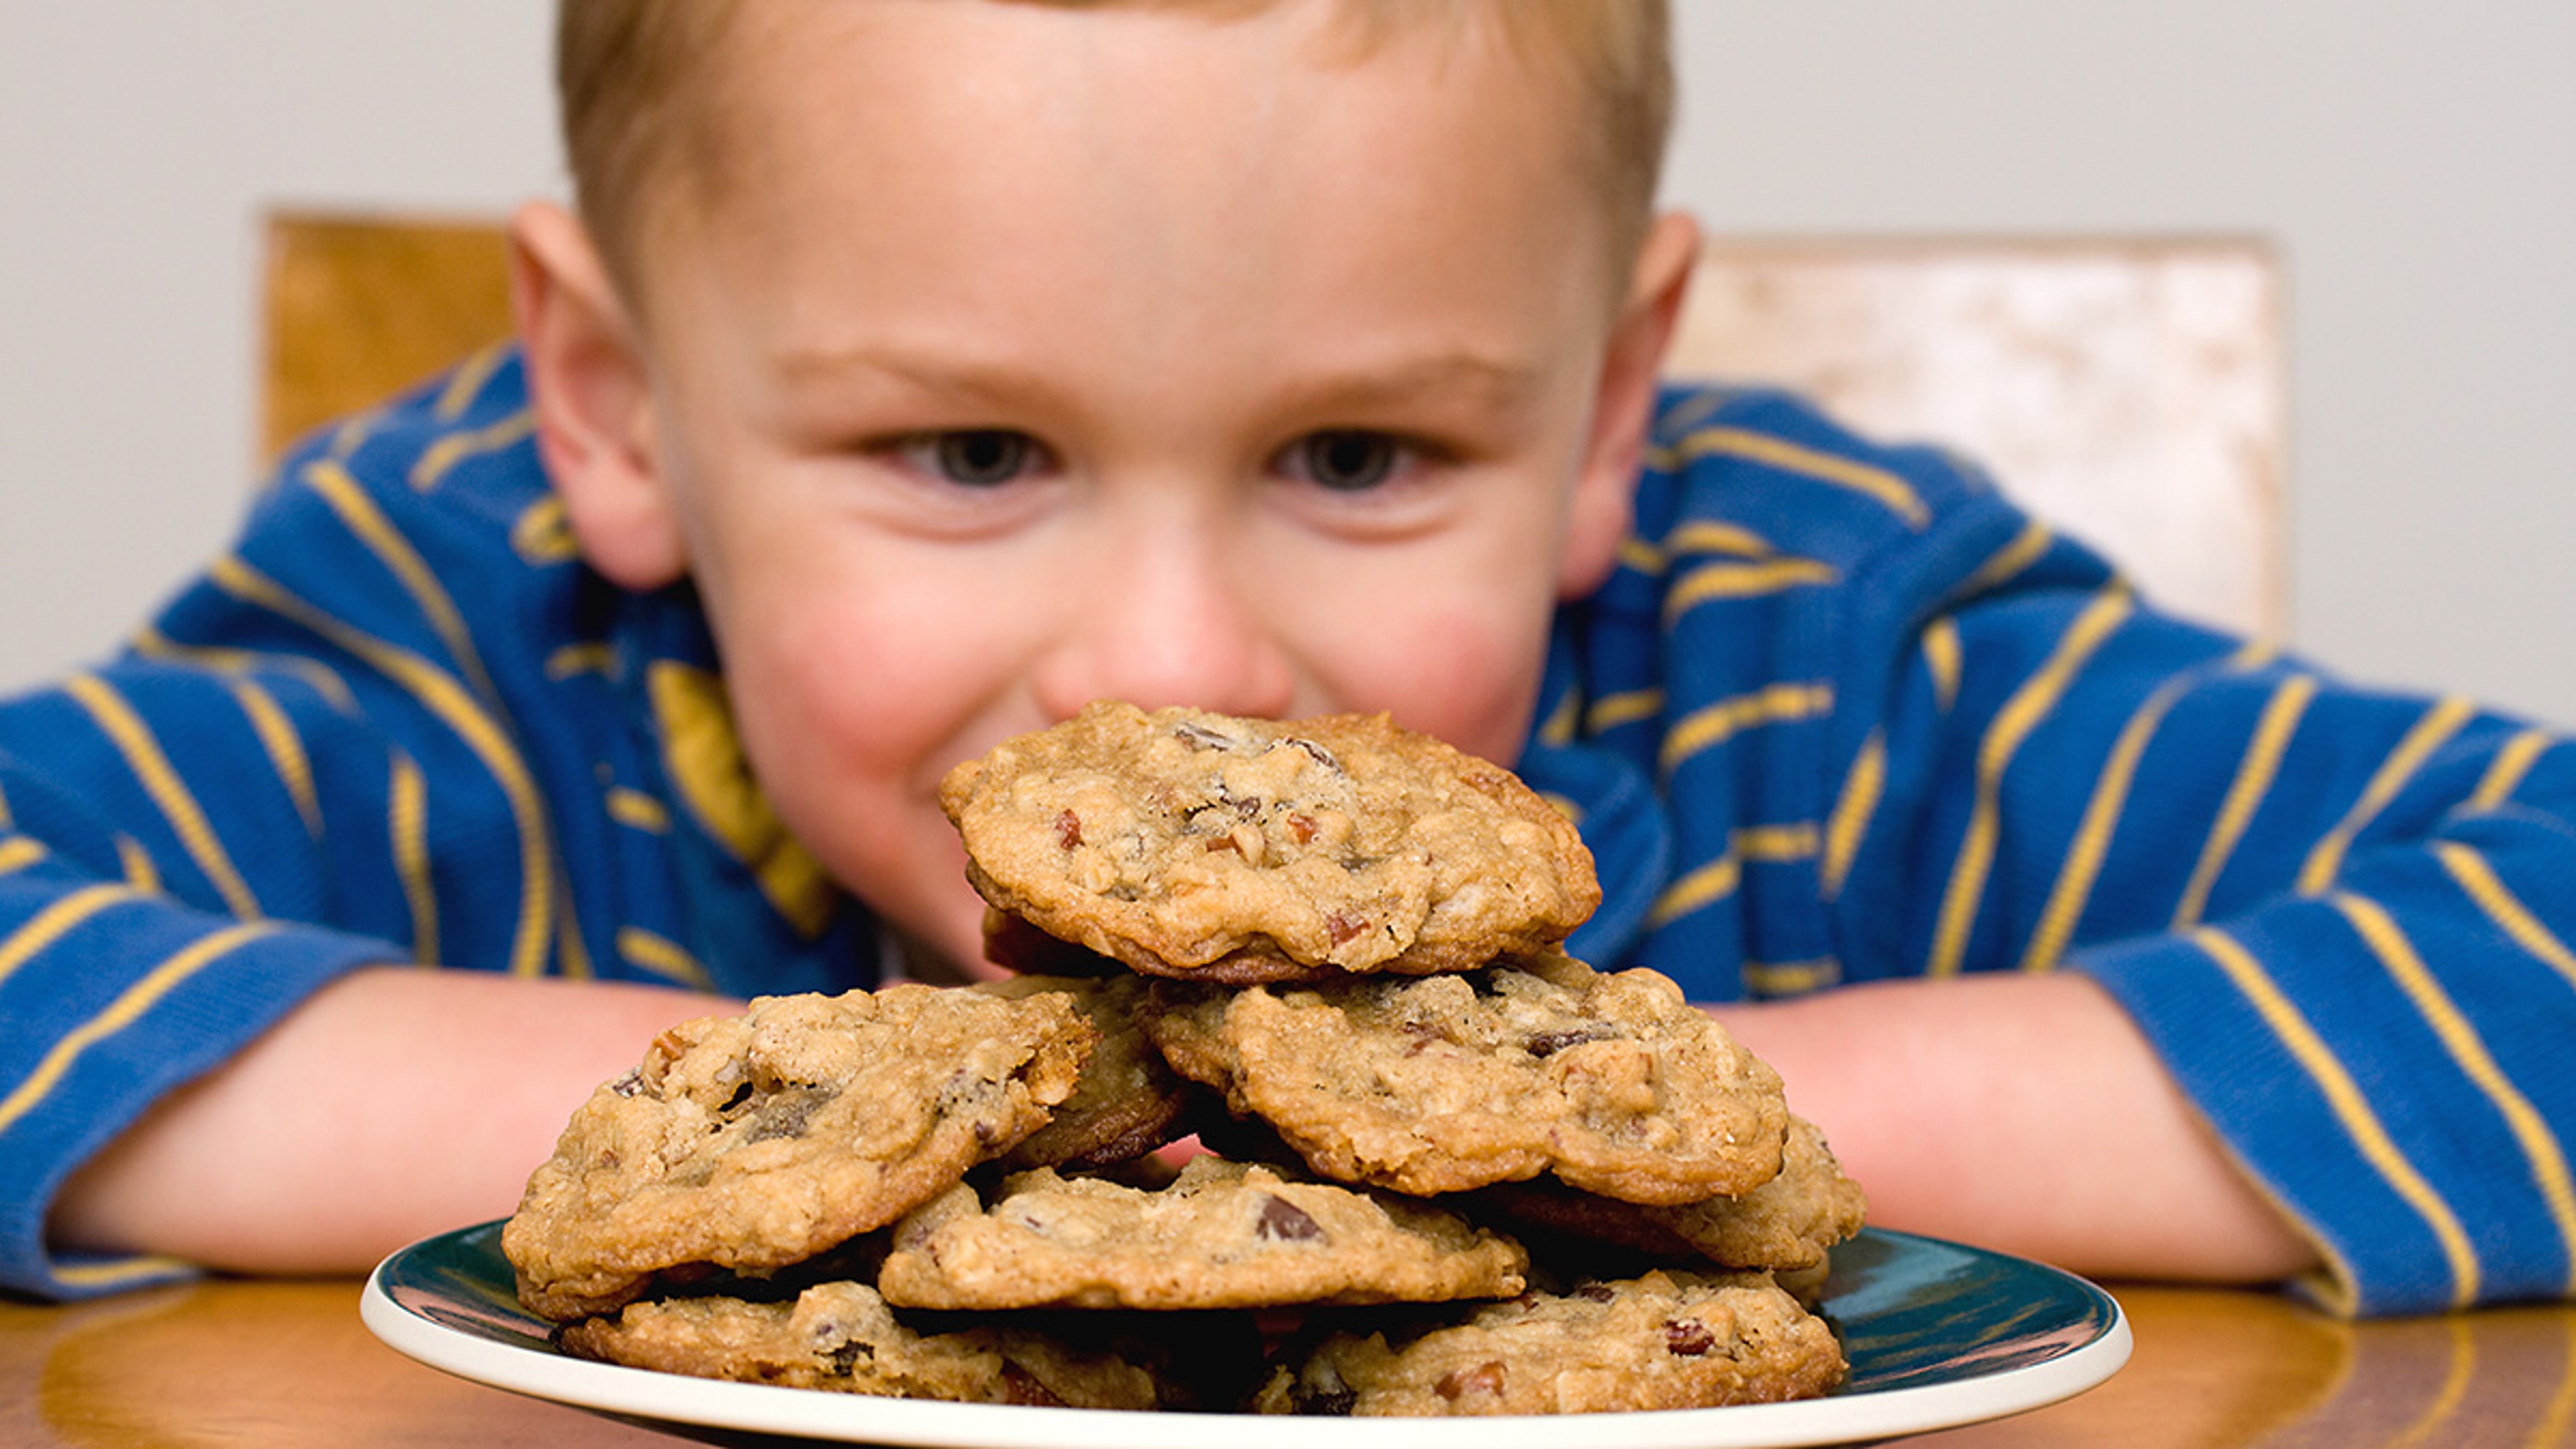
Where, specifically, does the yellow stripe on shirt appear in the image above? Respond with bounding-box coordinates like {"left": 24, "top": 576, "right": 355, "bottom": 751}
{"left": 1921, "top": 617, "right": 1964, "bottom": 712}
{"left": 0, "top": 885, "right": 130, "bottom": 991}
{"left": 210, "top": 557, "right": 556, "bottom": 979}
{"left": 607, "top": 788, "right": 672, "bottom": 833}
{"left": 616, "top": 926, "right": 715, "bottom": 991}
{"left": 1665, "top": 557, "right": 1840, "bottom": 621}
{"left": 63, "top": 674, "right": 261, "bottom": 921}
{"left": 0, "top": 922, "right": 277, "bottom": 1141}
{"left": 2435, "top": 841, "right": 2576, "bottom": 992}
{"left": 408, "top": 409, "right": 537, "bottom": 492}
{"left": 1958, "top": 521, "right": 2055, "bottom": 598}
{"left": 2174, "top": 674, "right": 2318, "bottom": 928}
{"left": 227, "top": 678, "right": 321, "bottom": 839}
{"left": 1661, "top": 683, "right": 1833, "bottom": 776}
{"left": 1654, "top": 427, "right": 1930, "bottom": 528}
{"left": 305, "top": 458, "right": 504, "bottom": 708}
{"left": 2022, "top": 644, "right": 2269, "bottom": 972}
{"left": 431, "top": 343, "right": 510, "bottom": 422}
{"left": 2192, "top": 924, "right": 2481, "bottom": 1309}
{"left": 388, "top": 752, "right": 437, "bottom": 965}
{"left": 1821, "top": 731, "right": 1886, "bottom": 902}
{"left": 2334, "top": 892, "right": 2576, "bottom": 1291}
{"left": 1663, "top": 520, "right": 1778, "bottom": 559}
{"left": 1586, "top": 688, "right": 1663, "bottom": 735}
{"left": 1928, "top": 586, "right": 2133, "bottom": 977}
{"left": 2465, "top": 727, "right": 2555, "bottom": 812}
{"left": 2297, "top": 696, "right": 2478, "bottom": 896}
{"left": 1649, "top": 853, "right": 1740, "bottom": 929}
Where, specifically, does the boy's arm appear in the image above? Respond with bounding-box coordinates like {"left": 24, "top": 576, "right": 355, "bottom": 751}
{"left": 1812, "top": 511, "right": 2576, "bottom": 1314}
{"left": 1599, "top": 388, "right": 2576, "bottom": 1315}
{"left": 1715, "top": 972, "right": 2318, "bottom": 1286}
{"left": 48, "top": 967, "right": 729, "bottom": 1276}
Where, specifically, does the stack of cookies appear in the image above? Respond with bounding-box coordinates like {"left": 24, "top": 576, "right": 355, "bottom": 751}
{"left": 502, "top": 701, "right": 1865, "bottom": 1415}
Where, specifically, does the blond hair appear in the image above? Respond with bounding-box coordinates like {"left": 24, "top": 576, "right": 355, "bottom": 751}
{"left": 557, "top": 0, "right": 1672, "bottom": 293}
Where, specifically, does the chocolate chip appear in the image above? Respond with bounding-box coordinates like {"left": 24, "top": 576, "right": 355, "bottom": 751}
{"left": 1435, "top": 1360, "right": 1507, "bottom": 1400}
{"left": 1296, "top": 1383, "right": 1358, "bottom": 1415}
{"left": 1255, "top": 1193, "right": 1326, "bottom": 1242}
{"left": 1525, "top": 1026, "right": 1617, "bottom": 1058}
{"left": 1575, "top": 1283, "right": 1619, "bottom": 1303}
{"left": 1664, "top": 1319, "right": 1717, "bottom": 1356}
{"left": 743, "top": 1086, "right": 833, "bottom": 1143}
{"left": 824, "top": 1335, "right": 871, "bottom": 1377}
{"left": 1283, "top": 737, "right": 1342, "bottom": 773}
{"left": 608, "top": 1068, "right": 646, "bottom": 1097}
{"left": 1000, "top": 1363, "right": 1069, "bottom": 1407}
{"left": 1174, "top": 720, "right": 1236, "bottom": 751}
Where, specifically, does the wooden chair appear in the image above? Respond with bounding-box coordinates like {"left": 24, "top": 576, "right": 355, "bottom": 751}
{"left": 260, "top": 215, "right": 2285, "bottom": 635}
{"left": 259, "top": 211, "right": 518, "bottom": 461}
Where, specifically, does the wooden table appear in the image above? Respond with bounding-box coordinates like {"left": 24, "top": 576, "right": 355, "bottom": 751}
{"left": 6, "top": 1275, "right": 2573, "bottom": 1446}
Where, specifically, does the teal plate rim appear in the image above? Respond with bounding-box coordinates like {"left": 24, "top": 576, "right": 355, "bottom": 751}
{"left": 363, "top": 1222, "right": 2129, "bottom": 1448}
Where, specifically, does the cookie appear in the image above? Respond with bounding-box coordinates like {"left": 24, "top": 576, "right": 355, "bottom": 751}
{"left": 1145, "top": 951, "right": 1790, "bottom": 1204}
{"left": 1470, "top": 1115, "right": 1866, "bottom": 1272}
{"left": 504, "top": 985, "right": 1092, "bottom": 1320}
{"left": 973, "top": 973, "right": 1201, "bottom": 1170}
{"left": 877, "top": 1156, "right": 1529, "bottom": 1311}
{"left": 940, "top": 702, "right": 1600, "bottom": 980}
{"left": 1249, "top": 1270, "right": 1845, "bottom": 1415}
{"left": 557, "top": 1280, "right": 1186, "bottom": 1408}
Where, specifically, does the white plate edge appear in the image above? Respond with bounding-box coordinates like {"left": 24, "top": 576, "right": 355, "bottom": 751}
{"left": 360, "top": 1254, "right": 2133, "bottom": 1449}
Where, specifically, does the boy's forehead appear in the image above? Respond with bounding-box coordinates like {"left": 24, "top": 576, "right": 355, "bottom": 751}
{"left": 678, "top": 0, "right": 1615, "bottom": 269}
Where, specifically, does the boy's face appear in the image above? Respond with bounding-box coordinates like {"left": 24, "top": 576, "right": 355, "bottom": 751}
{"left": 533, "top": 0, "right": 1690, "bottom": 975}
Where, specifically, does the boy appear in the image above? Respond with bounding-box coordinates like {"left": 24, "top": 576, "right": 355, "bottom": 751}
{"left": 5, "top": 0, "right": 2569, "bottom": 1318}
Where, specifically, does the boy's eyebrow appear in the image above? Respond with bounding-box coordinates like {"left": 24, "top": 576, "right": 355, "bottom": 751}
{"left": 773, "top": 343, "right": 1548, "bottom": 418}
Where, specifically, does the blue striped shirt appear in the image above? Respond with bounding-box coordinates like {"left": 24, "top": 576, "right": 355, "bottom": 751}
{"left": 3, "top": 351, "right": 2570, "bottom": 1314}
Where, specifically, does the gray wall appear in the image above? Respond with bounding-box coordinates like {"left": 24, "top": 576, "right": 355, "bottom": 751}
{"left": 6, "top": 2, "right": 2573, "bottom": 722}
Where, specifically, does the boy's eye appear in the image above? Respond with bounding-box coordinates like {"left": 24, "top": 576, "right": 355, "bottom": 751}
{"left": 1285, "top": 430, "right": 1405, "bottom": 492}
{"left": 895, "top": 429, "right": 1044, "bottom": 487}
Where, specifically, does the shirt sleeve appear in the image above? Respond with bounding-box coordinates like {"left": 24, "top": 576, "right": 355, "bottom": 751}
{"left": 0, "top": 358, "right": 612, "bottom": 1300}
{"left": 1818, "top": 451, "right": 2576, "bottom": 1316}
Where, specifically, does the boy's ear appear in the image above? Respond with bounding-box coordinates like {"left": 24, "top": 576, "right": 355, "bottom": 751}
{"left": 1560, "top": 211, "right": 1702, "bottom": 601}
{"left": 508, "top": 201, "right": 690, "bottom": 590}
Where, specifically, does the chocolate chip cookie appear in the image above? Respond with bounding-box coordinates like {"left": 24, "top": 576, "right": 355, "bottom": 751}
{"left": 971, "top": 973, "right": 1202, "bottom": 1171}
{"left": 556, "top": 1280, "right": 1188, "bottom": 1408}
{"left": 877, "top": 1156, "right": 1529, "bottom": 1311}
{"left": 1470, "top": 1114, "right": 1866, "bottom": 1271}
{"left": 505, "top": 985, "right": 1092, "bottom": 1320}
{"left": 940, "top": 702, "right": 1600, "bottom": 980}
{"left": 1145, "top": 951, "right": 1790, "bottom": 1204}
{"left": 1249, "top": 1269, "right": 1845, "bottom": 1415}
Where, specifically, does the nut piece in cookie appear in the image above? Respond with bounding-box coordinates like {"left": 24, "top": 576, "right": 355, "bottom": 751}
{"left": 504, "top": 985, "right": 1091, "bottom": 1321}
{"left": 940, "top": 701, "right": 1601, "bottom": 979}
{"left": 1470, "top": 1115, "right": 1867, "bottom": 1272}
{"left": 557, "top": 1281, "right": 1187, "bottom": 1408}
{"left": 1146, "top": 951, "right": 1790, "bottom": 1203}
{"left": 1250, "top": 1270, "right": 1845, "bottom": 1415}
{"left": 877, "top": 1157, "right": 1530, "bottom": 1311}
{"left": 973, "top": 973, "right": 1202, "bottom": 1170}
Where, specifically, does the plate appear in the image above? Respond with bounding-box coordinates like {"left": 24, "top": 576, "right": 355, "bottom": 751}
{"left": 364, "top": 1223, "right": 2127, "bottom": 1448}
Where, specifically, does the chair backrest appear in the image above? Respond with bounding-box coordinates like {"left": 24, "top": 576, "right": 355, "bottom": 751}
{"left": 1666, "top": 237, "right": 2286, "bottom": 637}
{"left": 260, "top": 210, "right": 517, "bottom": 460}
{"left": 257, "top": 215, "right": 2286, "bottom": 635}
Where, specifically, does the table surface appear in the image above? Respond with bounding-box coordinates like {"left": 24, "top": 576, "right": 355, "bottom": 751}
{"left": 7, "top": 1273, "right": 2574, "bottom": 1448}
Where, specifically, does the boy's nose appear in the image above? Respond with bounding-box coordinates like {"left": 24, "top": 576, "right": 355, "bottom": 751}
{"left": 1030, "top": 529, "right": 1298, "bottom": 722}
